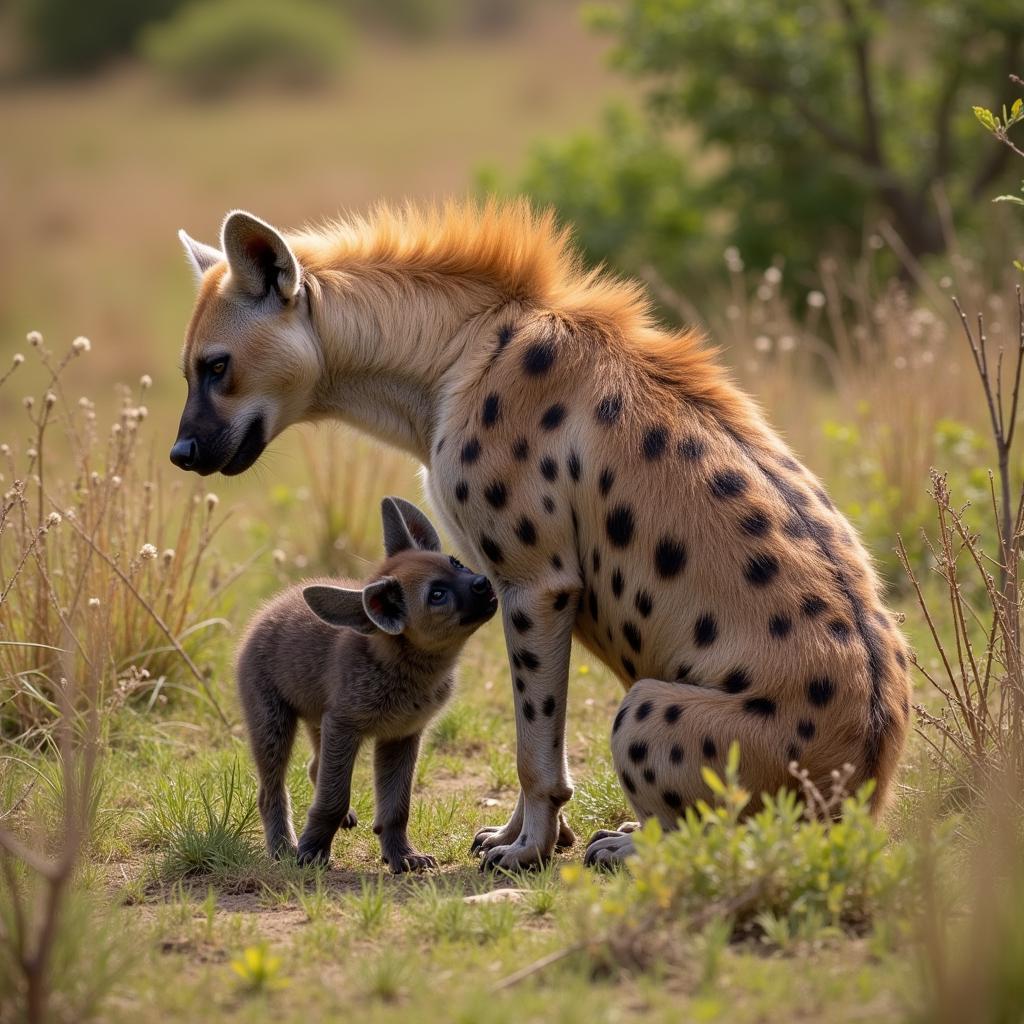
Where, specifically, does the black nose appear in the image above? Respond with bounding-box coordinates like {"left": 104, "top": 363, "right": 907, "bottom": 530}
{"left": 470, "top": 574, "right": 490, "bottom": 595}
{"left": 169, "top": 437, "right": 198, "bottom": 470}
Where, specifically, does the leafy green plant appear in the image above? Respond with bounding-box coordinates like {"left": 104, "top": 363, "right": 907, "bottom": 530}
{"left": 231, "top": 943, "right": 287, "bottom": 993}
{"left": 142, "top": 0, "right": 351, "bottom": 97}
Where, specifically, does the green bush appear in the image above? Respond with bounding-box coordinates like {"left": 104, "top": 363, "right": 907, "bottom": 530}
{"left": 142, "top": 0, "right": 351, "bottom": 96}
{"left": 480, "top": 106, "right": 706, "bottom": 289}
{"left": 17, "top": 0, "right": 185, "bottom": 74}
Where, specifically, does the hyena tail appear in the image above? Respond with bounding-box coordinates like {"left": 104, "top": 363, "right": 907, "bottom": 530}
{"left": 609, "top": 678, "right": 881, "bottom": 828}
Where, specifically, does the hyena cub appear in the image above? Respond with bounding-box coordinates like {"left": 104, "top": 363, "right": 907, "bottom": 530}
{"left": 236, "top": 497, "right": 497, "bottom": 872}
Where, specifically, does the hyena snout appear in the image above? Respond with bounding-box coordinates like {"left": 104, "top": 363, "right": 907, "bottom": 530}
{"left": 170, "top": 410, "right": 266, "bottom": 477}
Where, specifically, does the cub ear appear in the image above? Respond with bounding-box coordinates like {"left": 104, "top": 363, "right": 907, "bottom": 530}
{"left": 303, "top": 585, "right": 375, "bottom": 634}
{"left": 361, "top": 577, "right": 407, "bottom": 635}
{"left": 221, "top": 210, "right": 302, "bottom": 301}
{"left": 178, "top": 229, "right": 223, "bottom": 282}
{"left": 381, "top": 496, "right": 442, "bottom": 556}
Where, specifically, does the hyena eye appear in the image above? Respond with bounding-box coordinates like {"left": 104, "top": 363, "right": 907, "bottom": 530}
{"left": 210, "top": 360, "right": 227, "bottom": 377}
{"left": 428, "top": 587, "right": 448, "bottom": 606}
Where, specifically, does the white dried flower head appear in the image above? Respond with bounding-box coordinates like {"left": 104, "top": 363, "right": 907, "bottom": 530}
{"left": 139, "top": 543, "right": 158, "bottom": 560}
{"left": 778, "top": 335, "right": 797, "bottom": 353}
{"left": 44, "top": 392, "right": 56, "bottom": 408}
{"left": 294, "top": 554, "right": 309, "bottom": 569}
{"left": 26, "top": 448, "right": 37, "bottom": 459}
{"left": 88, "top": 597, "right": 101, "bottom": 609}
{"left": 137, "top": 405, "right": 148, "bottom": 420}
{"left": 111, "top": 422, "right": 121, "bottom": 434}
{"left": 162, "top": 548, "right": 175, "bottom": 565}
{"left": 140, "top": 374, "right": 153, "bottom": 390}
{"left": 143, "top": 480, "right": 154, "bottom": 492}
{"left": 272, "top": 548, "right": 286, "bottom": 565}
{"left": 90, "top": 471, "right": 100, "bottom": 485}
{"left": 27, "top": 331, "right": 42, "bottom": 347}
{"left": 111, "top": 475, "right": 122, "bottom": 487}
{"left": 46, "top": 511, "right": 62, "bottom": 528}
{"left": 756, "top": 284, "right": 773, "bottom": 302}
{"left": 939, "top": 275, "right": 953, "bottom": 290}
{"left": 764, "top": 266, "right": 782, "bottom": 285}
{"left": 64, "top": 507, "right": 76, "bottom": 520}
{"left": 807, "top": 290, "right": 826, "bottom": 309}
{"left": 23, "top": 396, "right": 33, "bottom": 410}
{"left": 725, "top": 304, "right": 741, "bottom": 321}
{"left": 921, "top": 349, "right": 935, "bottom": 365}
{"left": 205, "top": 492, "right": 219, "bottom": 511}
{"left": 0, "top": 445, "right": 8, "bottom": 456}
{"left": 754, "top": 335, "right": 772, "bottom": 353}
{"left": 12, "top": 353, "right": 24, "bottom": 366}
{"left": 78, "top": 396, "right": 90, "bottom": 408}
{"left": 71, "top": 336, "right": 91, "bottom": 354}
{"left": 868, "top": 234, "right": 884, "bottom": 250}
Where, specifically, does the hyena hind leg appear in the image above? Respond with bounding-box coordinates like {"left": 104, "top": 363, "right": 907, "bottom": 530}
{"left": 243, "top": 686, "right": 300, "bottom": 859}
{"left": 304, "top": 720, "right": 322, "bottom": 787}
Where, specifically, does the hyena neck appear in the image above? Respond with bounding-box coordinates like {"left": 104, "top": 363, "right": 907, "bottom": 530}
{"left": 304, "top": 265, "right": 505, "bottom": 462}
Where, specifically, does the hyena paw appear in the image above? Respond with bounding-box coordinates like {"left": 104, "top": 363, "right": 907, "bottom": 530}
{"left": 555, "top": 813, "right": 576, "bottom": 849}
{"left": 583, "top": 830, "right": 636, "bottom": 870}
{"left": 480, "top": 836, "right": 551, "bottom": 873}
{"left": 340, "top": 809, "right": 358, "bottom": 830}
{"left": 386, "top": 850, "right": 438, "bottom": 874}
{"left": 471, "top": 821, "right": 520, "bottom": 854}
{"left": 295, "top": 833, "right": 333, "bottom": 867}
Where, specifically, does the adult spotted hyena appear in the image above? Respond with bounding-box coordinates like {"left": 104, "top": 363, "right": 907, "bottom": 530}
{"left": 172, "top": 201, "right": 911, "bottom": 870}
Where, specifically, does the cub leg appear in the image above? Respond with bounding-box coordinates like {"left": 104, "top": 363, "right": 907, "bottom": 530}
{"left": 372, "top": 732, "right": 436, "bottom": 873}
{"left": 296, "top": 714, "right": 361, "bottom": 867}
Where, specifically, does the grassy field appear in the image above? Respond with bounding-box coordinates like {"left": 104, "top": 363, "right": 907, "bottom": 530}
{"left": 2, "top": 6, "right": 1023, "bottom": 1023}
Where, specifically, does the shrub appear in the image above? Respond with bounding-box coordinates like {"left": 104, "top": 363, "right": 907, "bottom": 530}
{"left": 142, "top": 0, "right": 351, "bottom": 97}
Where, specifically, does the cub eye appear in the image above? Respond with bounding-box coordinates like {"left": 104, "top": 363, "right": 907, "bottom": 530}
{"left": 428, "top": 587, "right": 447, "bottom": 606}
{"left": 210, "top": 360, "right": 227, "bottom": 377}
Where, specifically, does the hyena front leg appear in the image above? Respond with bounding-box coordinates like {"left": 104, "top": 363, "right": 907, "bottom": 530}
{"left": 477, "top": 584, "right": 576, "bottom": 871}
{"left": 296, "top": 714, "right": 361, "bottom": 867}
{"left": 372, "top": 732, "right": 436, "bottom": 873}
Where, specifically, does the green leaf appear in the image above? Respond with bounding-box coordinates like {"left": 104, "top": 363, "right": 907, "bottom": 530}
{"left": 974, "top": 106, "right": 998, "bottom": 132}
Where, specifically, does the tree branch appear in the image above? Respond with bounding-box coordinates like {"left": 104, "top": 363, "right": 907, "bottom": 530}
{"left": 970, "top": 33, "right": 1023, "bottom": 198}
{"left": 836, "top": 0, "right": 884, "bottom": 166}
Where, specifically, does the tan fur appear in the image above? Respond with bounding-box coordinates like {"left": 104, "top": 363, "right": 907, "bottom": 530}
{"left": 176, "top": 201, "right": 912, "bottom": 869}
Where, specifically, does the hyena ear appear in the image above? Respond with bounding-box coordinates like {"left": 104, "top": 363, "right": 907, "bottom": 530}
{"left": 361, "top": 577, "right": 407, "bottom": 635}
{"left": 221, "top": 210, "right": 302, "bottom": 301}
{"left": 302, "top": 585, "right": 375, "bottom": 634}
{"left": 178, "top": 229, "right": 223, "bottom": 282}
{"left": 386, "top": 496, "right": 442, "bottom": 553}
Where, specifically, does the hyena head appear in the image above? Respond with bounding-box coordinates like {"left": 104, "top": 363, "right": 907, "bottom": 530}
{"left": 303, "top": 498, "right": 498, "bottom": 653}
{"left": 172, "top": 211, "right": 318, "bottom": 476}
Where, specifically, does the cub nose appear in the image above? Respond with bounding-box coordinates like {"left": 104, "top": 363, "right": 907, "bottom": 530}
{"left": 470, "top": 574, "right": 491, "bottom": 595}
{"left": 169, "top": 437, "right": 198, "bottom": 470}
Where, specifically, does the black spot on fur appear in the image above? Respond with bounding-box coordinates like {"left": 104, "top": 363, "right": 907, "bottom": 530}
{"left": 623, "top": 621, "right": 643, "bottom": 654}
{"left": 634, "top": 590, "right": 653, "bottom": 618}
{"left": 568, "top": 449, "right": 581, "bottom": 481}
{"left": 512, "top": 437, "right": 530, "bottom": 460}
{"left": 895, "top": 647, "right": 907, "bottom": 669}
{"left": 455, "top": 480, "right": 469, "bottom": 504}
{"left": 522, "top": 341, "right": 556, "bottom": 376}
{"left": 515, "top": 517, "right": 538, "bottom": 545}
{"left": 745, "top": 552, "right": 780, "bottom": 586}
{"left": 643, "top": 767, "right": 656, "bottom": 785}
{"left": 678, "top": 436, "right": 707, "bottom": 461}
{"left": 599, "top": 466, "right": 615, "bottom": 496}
{"left": 628, "top": 740, "right": 648, "bottom": 764}
{"left": 497, "top": 324, "right": 515, "bottom": 349}
{"left": 480, "top": 535, "right": 503, "bottom": 563}
{"left": 435, "top": 436, "right": 446, "bottom": 453}
{"left": 828, "top": 618, "right": 852, "bottom": 642}
{"left": 542, "top": 695, "right": 556, "bottom": 717}
{"left": 710, "top": 469, "right": 749, "bottom": 499}
{"left": 654, "top": 536, "right": 687, "bottom": 578}
{"left": 485, "top": 481, "right": 507, "bottom": 509}
{"left": 540, "top": 403, "right": 567, "bottom": 431}
{"left": 663, "top": 790, "right": 683, "bottom": 811}
{"left": 807, "top": 677, "right": 835, "bottom": 707}
{"left": 511, "top": 609, "right": 533, "bottom": 633}
{"left": 744, "top": 696, "right": 777, "bottom": 718}
{"left": 702, "top": 736, "right": 717, "bottom": 759}
{"left": 511, "top": 653, "right": 521, "bottom": 670}
{"left": 675, "top": 664, "right": 691, "bottom": 681}
{"left": 669, "top": 745, "right": 684, "bottom": 765}
{"left": 551, "top": 554, "right": 563, "bottom": 571}
{"left": 596, "top": 394, "right": 622, "bottom": 425}
{"left": 635, "top": 700, "right": 653, "bottom": 722}
{"left": 740, "top": 509, "right": 771, "bottom": 537}
{"left": 779, "top": 455, "right": 801, "bottom": 471}
{"left": 519, "top": 650, "right": 540, "bottom": 672}
{"left": 694, "top": 613, "right": 718, "bottom": 648}
{"left": 642, "top": 426, "right": 669, "bottom": 460}
{"left": 815, "top": 487, "right": 836, "bottom": 510}
{"left": 622, "top": 656, "right": 637, "bottom": 679}
{"left": 588, "top": 588, "right": 599, "bottom": 621}
{"left": 611, "top": 569, "right": 624, "bottom": 599}
{"left": 540, "top": 456, "right": 559, "bottom": 482}
{"left": 461, "top": 437, "right": 481, "bottom": 464}
{"left": 722, "top": 669, "right": 751, "bottom": 694}
{"left": 522, "top": 700, "right": 536, "bottom": 722}
{"left": 664, "top": 704, "right": 682, "bottom": 725}
{"left": 622, "top": 771, "right": 637, "bottom": 794}
{"left": 782, "top": 515, "right": 807, "bottom": 539}
{"left": 797, "top": 719, "right": 815, "bottom": 740}
{"left": 787, "top": 743, "right": 800, "bottom": 763}
{"left": 514, "top": 677, "right": 525, "bottom": 693}
{"left": 482, "top": 393, "right": 501, "bottom": 428}
{"left": 553, "top": 591, "right": 570, "bottom": 611}
{"left": 768, "top": 614, "right": 792, "bottom": 639}
{"left": 591, "top": 548, "right": 601, "bottom": 574}
{"left": 606, "top": 505, "right": 636, "bottom": 548}
{"left": 612, "top": 706, "right": 628, "bottom": 733}
{"left": 802, "top": 594, "right": 828, "bottom": 618}
{"left": 542, "top": 495, "right": 555, "bottom": 514}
